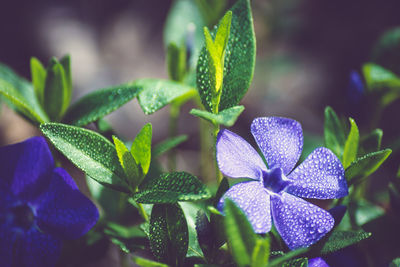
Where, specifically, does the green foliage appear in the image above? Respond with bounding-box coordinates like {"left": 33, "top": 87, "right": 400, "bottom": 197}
{"left": 167, "top": 43, "right": 187, "bottom": 82}
{"left": 40, "top": 122, "right": 128, "bottom": 192}
{"left": 281, "top": 258, "right": 308, "bottom": 267}
{"left": 371, "top": 27, "right": 400, "bottom": 75}
{"left": 190, "top": 105, "right": 244, "bottom": 126}
{"left": 342, "top": 118, "right": 359, "bottom": 168}
{"left": 131, "top": 123, "right": 152, "bottom": 176}
{"left": 324, "top": 106, "right": 346, "bottom": 158}
{"left": 133, "top": 256, "right": 169, "bottom": 267}
{"left": 358, "top": 128, "right": 383, "bottom": 156}
{"left": 134, "top": 172, "right": 211, "bottom": 204}
{"left": 362, "top": 63, "right": 400, "bottom": 90}
{"left": 268, "top": 248, "right": 308, "bottom": 267}
{"left": 104, "top": 222, "right": 147, "bottom": 253}
{"left": 180, "top": 202, "right": 205, "bottom": 258}
{"left": 389, "top": 258, "right": 400, "bottom": 267}
{"left": 251, "top": 238, "right": 270, "bottom": 267}
{"left": 63, "top": 82, "right": 141, "bottom": 126}
{"left": 149, "top": 203, "right": 188, "bottom": 266}
{"left": 316, "top": 230, "right": 371, "bottom": 255}
{"left": 345, "top": 149, "right": 392, "bottom": 184}
{"left": 30, "top": 57, "right": 46, "bottom": 105}
{"left": 196, "top": 0, "right": 256, "bottom": 112}
{"left": 153, "top": 135, "right": 188, "bottom": 157}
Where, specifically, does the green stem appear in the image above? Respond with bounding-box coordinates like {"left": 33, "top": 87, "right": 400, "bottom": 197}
{"left": 213, "top": 122, "right": 223, "bottom": 184}
{"left": 137, "top": 202, "right": 149, "bottom": 222}
{"left": 168, "top": 103, "right": 180, "bottom": 171}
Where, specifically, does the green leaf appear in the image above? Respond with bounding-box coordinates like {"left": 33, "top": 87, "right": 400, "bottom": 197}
{"left": 196, "top": 0, "right": 256, "bottom": 112}
{"left": 60, "top": 54, "right": 72, "bottom": 95}
{"left": 63, "top": 82, "right": 142, "bottom": 126}
{"left": 268, "top": 248, "right": 308, "bottom": 267}
{"left": 282, "top": 258, "right": 308, "bottom": 267}
{"left": 153, "top": 135, "right": 188, "bottom": 157}
{"left": 149, "top": 203, "right": 188, "bottom": 266}
{"left": 40, "top": 122, "right": 128, "bottom": 192}
{"left": 224, "top": 198, "right": 257, "bottom": 267}
{"left": 362, "top": 63, "right": 400, "bottom": 90}
{"left": 324, "top": 106, "right": 346, "bottom": 158}
{"left": 30, "top": 57, "right": 46, "bottom": 105}
{"left": 371, "top": 27, "right": 400, "bottom": 76}
{"left": 43, "top": 58, "right": 69, "bottom": 121}
{"left": 134, "top": 171, "right": 211, "bottom": 204}
{"left": 131, "top": 123, "right": 152, "bottom": 175}
{"left": 180, "top": 202, "right": 205, "bottom": 258}
{"left": 358, "top": 128, "right": 383, "bottom": 156}
{"left": 0, "top": 64, "right": 48, "bottom": 124}
{"left": 132, "top": 256, "right": 169, "bottom": 267}
{"left": 167, "top": 43, "right": 187, "bottom": 82}
{"left": 136, "top": 79, "right": 196, "bottom": 114}
{"left": 318, "top": 230, "right": 371, "bottom": 255}
{"left": 112, "top": 136, "right": 141, "bottom": 189}
{"left": 251, "top": 238, "right": 270, "bottom": 267}
{"left": 346, "top": 149, "right": 392, "bottom": 184}
{"left": 190, "top": 105, "right": 244, "bottom": 126}
{"left": 343, "top": 118, "right": 359, "bottom": 168}
{"left": 389, "top": 258, "right": 400, "bottom": 267}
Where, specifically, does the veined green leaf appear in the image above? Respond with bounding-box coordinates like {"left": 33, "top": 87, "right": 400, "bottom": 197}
{"left": 196, "top": 0, "right": 256, "bottom": 112}
{"left": 30, "top": 57, "right": 46, "bottom": 106}
{"left": 343, "top": 118, "right": 359, "bottom": 168}
{"left": 251, "top": 238, "right": 270, "bottom": 267}
{"left": 324, "top": 106, "right": 346, "bottom": 158}
{"left": 131, "top": 123, "right": 152, "bottom": 175}
{"left": 149, "top": 203, "right": 188, "bottom": 266}
{"left": 40, "top": 123, "right": 129, "bottom": 192}
{"left": 63, "top": 82, "right": 142, "bottom": 126}
{"left": 346, "top": 149, "right": 392, "bottom": 184}
{"left": 190, "top": 105, "right": 244, "bottom": 126}
{"left": 134, "top": 171, "right": 211, "bottom": 204}
{"left": 152, "top": 135, "right": 188, "bottom": 157}
{"left": 318, "top": 230, "right": 371, "bottom": 255}
{"left": 224, "top": 198, "right": 257, "bottom": 267}
{"left": 362, "top": 63, "right": 400, "bottom": 90}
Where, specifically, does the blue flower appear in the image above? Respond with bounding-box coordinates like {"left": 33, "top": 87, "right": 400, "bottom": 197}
{"left": 216, "top": 117, "right": 348, "bottom": 250}
{"left": 348, "top": 70, "right": 365, "bottom": 105}
{"left": 0, "top": 137, "right": 99, "bottom": 267}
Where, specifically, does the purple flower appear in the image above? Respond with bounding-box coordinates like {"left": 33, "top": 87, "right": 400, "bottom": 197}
{"left": 217, "top": 117, "right": 348, "bottom": 250}
{"left": 309, "top": 257, "right": 330, "bottom": 267}
{"left": 0, "top": 137, "right": 99, "bottom": 267}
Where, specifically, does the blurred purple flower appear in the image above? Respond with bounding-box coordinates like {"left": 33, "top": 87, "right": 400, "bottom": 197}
{"left": 217, "top": 117, "right": 348, "bottom": 250}
{"left": 348, "top": 70, "right": 365, "bottom": 105}
{"left": 0, "top": 137, "right": 99, "bottom": 267}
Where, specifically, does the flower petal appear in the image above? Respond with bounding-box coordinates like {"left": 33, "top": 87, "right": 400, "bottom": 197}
{"left": 309, "top": 257, "right": 329, "bottom": 267}
{"left": 14, "top": 228, "right": 62, "bottom": 267}
{"left": 218, "top": 181, "right": 271, "bottom": 233}
{"left": 271, "top": 192, "right": 334, "bottom": 250}
{"left": 0, "top": 136, "right": 54, "bottom": 201}
{"left": 34, "top": 168, "right": 99, "bottom": 240}
{"left": 216, "top": 129, "right": 266, "bottom": 180}
{"left": 251, "top": 117, "right": 303, "bottom": 175}
{"left": 0, "top": 224, "right": 17, "bottom": 267}
{"left": 286, "top": 147, "right": 348, "bottom": 199}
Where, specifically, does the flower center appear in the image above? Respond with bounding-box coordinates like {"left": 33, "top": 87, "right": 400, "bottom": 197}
{"left": 10, "top": 204, "right": 35, "bottom": 230}
{"left": 262, "top": 168, "right": 290, "bottom": 194}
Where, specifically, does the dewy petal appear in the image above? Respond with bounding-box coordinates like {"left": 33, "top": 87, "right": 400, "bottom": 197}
{"left": 286, "top": 147, "right": 348, "bottom": 199}
{"left": 14, "top": 228, "right": 62, "bottom": 267}
{"left": 271, "top": 192, "right": 334, "bottom": 250}
{"left": 217, "top": 181, "right": 271, "bottom": 233}
{"left": 309, "top": 257, "right": 330, "bottom": 267}
{"left": 251, "top": 117, "right": 303, "bottom": 175}
{"left": 0, "top": 136, "right": 54, "bottom": 201}
{"left": 216, "top": 129, "right": 266, "bottom": 180}
{"left": 34, "top": 168, "right": 99, "bottom": 240}
{"left": 0, "top": 223, "right": 17, "bottom": 267}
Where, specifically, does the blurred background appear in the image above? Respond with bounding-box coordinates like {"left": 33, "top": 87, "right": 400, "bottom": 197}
{"left": 1, "top": 0, "right": 400, "bottom": 265}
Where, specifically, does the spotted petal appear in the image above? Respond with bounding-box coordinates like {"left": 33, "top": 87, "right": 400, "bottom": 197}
{"left": 0, "top": 136, "right": 54, "bottom": 201}
{"left": 271, "top": 192, "right": 334, "bottom": 250}
{"left": 216, "top": 129, "right": 266, "bottom": 180}
{"left": 309, "top": 257, "right": 329, "bottom": 267}
{"left": 286, "top": 147, "right": 348, "bottom": 199}
{"left": 251, "top": 117, "right": 303, "bottom": 175}
{"left": 218, "top": 181, "right": 271, "bottom": 233}
{"left": 34, "top": 168, "right": 99, "bottom": 240}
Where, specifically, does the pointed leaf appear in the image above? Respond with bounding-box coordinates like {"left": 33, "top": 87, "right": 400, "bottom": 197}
{"left": 134, "top": 171, "right": 212, "bottom": 203}
{"left": 346, "top": 149, "right": 392, "bottom": 184}
{"left": 196, "top": 0, "right": 256, "bottom": 112}
{"left": 343, "top": 118, "right": 359, "bottom": 168}
{"left": 149, "top": 203, "right": 188, "bottom": 266}
{"left": 131, "top": 123, "right": 152, "bottom": 175}
{"left": 63, "top": 82, "right": 142, "bottom": 126}
{"left": 30, "top": 57, "right": 46, "bottom": 105}
{"left": 251, "top": 238, "right": 270, "bottom": 267}
{"left": 190, "top": 105, "right": 244, "bottom": 126}
{"left": 152, "top": 135, "right": 188, "bottom": 157}
{"left": 180, "top": 202, "right": 205, "bottom": 258}
{"left": 60, "top": 55, "right": 72, "bottom": 94}
{"left": 324, "top": 106, "right": 346, "bottom": 158}
{"left": 362, "top": 63, "right": 400, "bottom": 90}
{"left": 40, "top": 123, "right": 128, "bottom": 192}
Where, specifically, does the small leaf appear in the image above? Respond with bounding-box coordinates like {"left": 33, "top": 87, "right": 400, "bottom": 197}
{"left": 324, "top": 106, "right": 346, "bottom": 158}
{"left": 358, "top": 128, "right": 383, "bottom": 156}
{"left": 149, "top": 203, "right": 188, "bottom": 266}
{"left": 131, "top": 123, "right": 152, "bottom": 175}
{"left": 112, "top": 136, "right": 141, "bottom": 189}
{"left": 251, "top": 238, "right": 270, "bottom": 267}
{"left": 167, "top": 43, "right": 187, "bottom": 82}
{"left": 224, "top": 198, "right": 257, "bottom": 267}
{"left": 362, "top": 63, "right": 400, "bottom": 90}
{"left": 346, "top": 149, "right": 392, "bottom": 184}
{"left": 318, "top": 230, "right": 371, "bottom": 255}
{"left": 63, "top": 82, "right": 142, "bottom": 126}
{"left": 190, "top": 105, "right": 244, "bottom": 126}
{"left": 153, "top": 135, "right": 188, "bottom": 157}
{"left": 40, "top": 123, "right": 128, "bottom": 192}
{"left": 134, "top": 171, "right": 212, "bottom": 204}
{"left": 30, "top": 57, "right": 46, "bottom": 105}
{"left": 132, "top": 256, "right": 169, "bottom": 267}
{"left": 136, "top": 79, "right": 196, "bottom": 114}
{"left": 268, "top": 248, "right": 308, "bottom": 267}
{"left": 180, "top": 202, "right": 205, "bottom": 258}
{"left": 196, "top": 0, "right": 256, "bottom": 112}
{"left": 343, "top": 118, "right": 359, "bottom": 168}
{"left": 60, "top": 54, "right": 72, "bottom": 96}
{"left": 282, "top": 258, "right": 308, "bottom": 267}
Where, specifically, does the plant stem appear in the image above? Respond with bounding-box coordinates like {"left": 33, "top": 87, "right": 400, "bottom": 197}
{"left": 213, "top": 122, "right": 223, "bottom": 184}
{"left": 168, "top": 103, "right": 180, "bottom": 171}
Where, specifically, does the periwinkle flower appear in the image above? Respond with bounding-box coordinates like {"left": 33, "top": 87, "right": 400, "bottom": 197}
{"left": 348, "top": 70, "right": 365, "bottom": 105}
{"left": 0, "top": 137, "right": 99, "bottom": 267}
{"left": 217, "top": 117, "right": 348, "bottom": 250}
